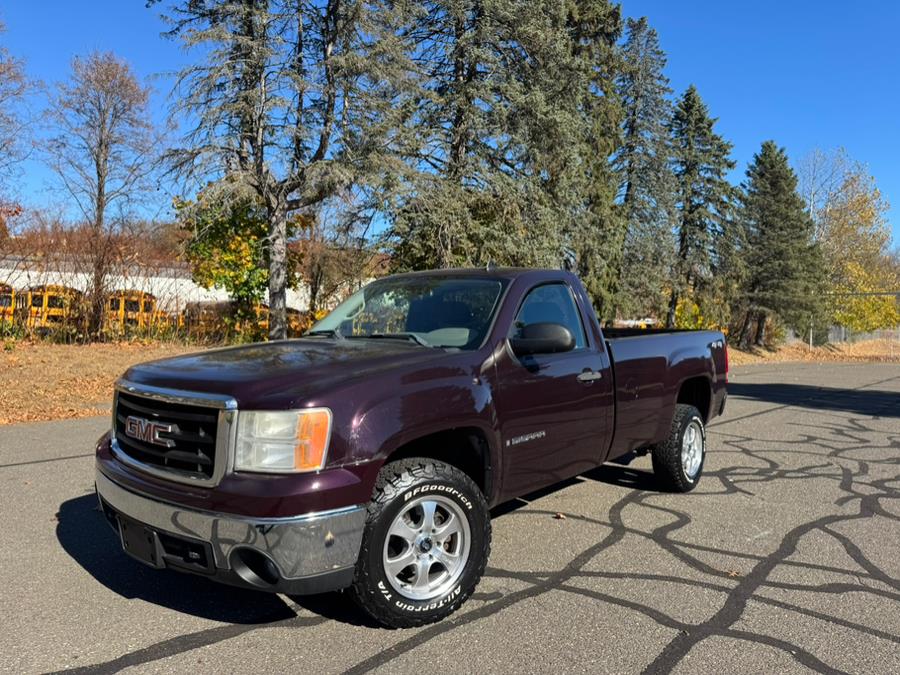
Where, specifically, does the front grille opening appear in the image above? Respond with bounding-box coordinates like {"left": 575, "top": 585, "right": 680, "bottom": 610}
{"left": 114, "top": 391, "right": 220, "bottom": 481}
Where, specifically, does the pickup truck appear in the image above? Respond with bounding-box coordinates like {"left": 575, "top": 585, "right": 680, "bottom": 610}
{"left": 94, "top": 268, "right": 727, "bottom": 627}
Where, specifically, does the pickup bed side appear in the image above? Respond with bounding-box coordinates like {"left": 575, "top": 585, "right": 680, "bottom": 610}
{"left": 604, "top": 330, "right": 727, "bottom": 459}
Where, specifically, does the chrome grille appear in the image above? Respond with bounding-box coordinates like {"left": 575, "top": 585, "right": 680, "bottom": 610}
{"left": 111, "top": 382, "right": 236, "bottom": 486}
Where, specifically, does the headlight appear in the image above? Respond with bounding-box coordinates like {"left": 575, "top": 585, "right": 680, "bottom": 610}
{"left": 235, "top": 409, "right": 332, "bottom": 473}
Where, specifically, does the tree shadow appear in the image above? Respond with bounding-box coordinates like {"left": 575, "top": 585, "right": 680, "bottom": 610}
{"left": 727, "top": 381, "right": 900, "bottom": 418}
{"left": 56, "top": 493, "right": 298, "bottom": 625}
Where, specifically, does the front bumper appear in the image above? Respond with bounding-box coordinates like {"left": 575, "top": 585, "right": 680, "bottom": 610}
{"left": 95, "top": 469, "right": 366, "bottom": 595}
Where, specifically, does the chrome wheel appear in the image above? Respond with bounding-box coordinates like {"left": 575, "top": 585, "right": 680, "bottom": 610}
{"left": 382, "top": 495, "right": 471, "bottom": 601}
{"left": 681, "top": 419, "right": 704, "bottom": 479}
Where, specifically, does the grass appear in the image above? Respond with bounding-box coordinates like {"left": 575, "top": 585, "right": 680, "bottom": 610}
{"left": 2, "top": 336, "right": 898, "bottom": 426}
{"left": 728, "top": 338, "right": 900, "bottom": 366}
{"left": 0, "top": 340, "right": 194, "bottom": 425}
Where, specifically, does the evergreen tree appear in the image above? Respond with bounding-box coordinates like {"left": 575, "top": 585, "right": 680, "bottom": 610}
{"left": 564, "top": 0, "right": 625, "bottom": 320}
{"left": 386, "top": 0, "right": 624, "bottom": 313}
{"left": 736, "top": 141, "right": 827, "bottom": 347}
{"left": 613, "top": 17, "right": 675, "bottom": 320}
{"left": 667, "top": 85, "right": 735, "bottom": 327}
{"left": 387, "top": 0, "right": 561, "bottom": 271}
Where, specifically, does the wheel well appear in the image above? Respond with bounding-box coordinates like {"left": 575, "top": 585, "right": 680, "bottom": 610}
{"left": 677, "top": 376, "right": 712, "bottom": 421}
{"left": 387, "top": 428, "right": 492, "bottom": 497}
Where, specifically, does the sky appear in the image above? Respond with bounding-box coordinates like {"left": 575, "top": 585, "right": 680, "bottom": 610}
{"left": 2, "top": 0, "right": 899, "bottom": 242}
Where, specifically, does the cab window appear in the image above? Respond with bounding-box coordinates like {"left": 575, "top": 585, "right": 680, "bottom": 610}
{"left": 511, "top": 283, "right": 586, "bottom": 349}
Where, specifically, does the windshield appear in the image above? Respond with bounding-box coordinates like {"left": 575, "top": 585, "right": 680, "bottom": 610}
{"left": 311, "top": 276, "right": 506, "bottom": 350}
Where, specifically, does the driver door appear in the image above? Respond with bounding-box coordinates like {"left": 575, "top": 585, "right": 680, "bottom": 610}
{"left": 495, "top": 282, "right": 613, "bottom": 500}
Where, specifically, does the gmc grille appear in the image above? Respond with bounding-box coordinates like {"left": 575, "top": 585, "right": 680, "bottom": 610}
{"left": 113, "top": 391, "right": 220, "bottom": 481}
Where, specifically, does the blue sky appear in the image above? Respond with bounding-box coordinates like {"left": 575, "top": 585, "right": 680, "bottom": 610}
{"left": 626, "top": 0, "right": 900, "bottom": 242}
{"left": 2, "top": 1, "right": 898, "bottom": 242}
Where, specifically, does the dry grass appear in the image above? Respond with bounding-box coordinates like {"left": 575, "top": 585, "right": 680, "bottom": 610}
{"left": 728, "top": 338, "right": 900, "bottom": 366}
{"left": 0, "top": 341, "right": 194, "bottom": 426}
{"left": 2, "top": 337, "right": 899, "bottom": 426}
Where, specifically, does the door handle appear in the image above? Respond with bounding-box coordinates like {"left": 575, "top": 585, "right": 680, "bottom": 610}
{"left": 577, "top": 369, "right": 603, "bottom": 383}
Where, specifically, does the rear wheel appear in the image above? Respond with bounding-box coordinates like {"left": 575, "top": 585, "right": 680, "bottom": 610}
{"left": 349, "top": 458, "right": 491, "bottom": 628}
{"left": 651, "top": 404, "right": 706, "bottom": 492}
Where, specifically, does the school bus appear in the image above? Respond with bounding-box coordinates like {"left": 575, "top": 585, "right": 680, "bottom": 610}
{"left": 25, "top": 285, "right": 84, "bottom": 330}
{"left": 183, "top": 301, "right": 275, "bottom": 339}
{"left": 0, "top": 284, "right": 15, "bottom": 323}
{"left": 106, "top": 290, "right": 169, "bottom": 331}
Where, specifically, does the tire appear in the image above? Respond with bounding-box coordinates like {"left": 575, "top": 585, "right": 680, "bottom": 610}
{"left": 349, "top": 458, "right": 491, "bottom": 628}
{"left": 651, "top": 404, "right": 706, "bottom": 493}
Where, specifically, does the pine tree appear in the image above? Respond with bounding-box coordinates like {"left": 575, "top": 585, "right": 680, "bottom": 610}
{"left": 387, "top": 0, "right": 560, "bottom": 271}
{"left": 737, "top": 141, "right": 827, "bottom": 347}
{"left": 667, "top": 85, "right": 735, "bottom": 327}
{"left": 613, "top": 17, "right": 675, "bottom": 321}
{"left": 386, "top": 0, "right": 624, "bottom": 306}
{"left": 564, "top": 0, "right": 625, "bottom": 320}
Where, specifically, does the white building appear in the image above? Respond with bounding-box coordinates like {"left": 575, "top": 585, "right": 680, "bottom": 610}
{"left": 0, "top": 256, "right": 312, "bottom": 313}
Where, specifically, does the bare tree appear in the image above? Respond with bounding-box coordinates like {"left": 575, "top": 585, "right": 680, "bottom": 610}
{"left": 797, "top": 147, "right": 852, "bottom": 240}
{"left": 0, "top": 21, "right": 32, "bottom": 233}
{"left": 44, "top": 51, "right": 161, "bottom": 337}
{"left": 300, "top": 191, "right": 376, "bottom": 314}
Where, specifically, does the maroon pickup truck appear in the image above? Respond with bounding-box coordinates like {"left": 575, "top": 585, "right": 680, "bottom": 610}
{"left": 94, "top": 268, "right": 727, "bottom": 626}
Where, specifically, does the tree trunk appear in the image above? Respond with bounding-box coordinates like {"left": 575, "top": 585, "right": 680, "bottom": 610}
{"left": 753, "top": 312, "right": 767, "bottom": 347}
{"left": 268, "top": 203, "right": 288, "bottom": 340}
{"left": 666, "top": 288, "right": 677, "bottom": 328}
{"left": 735, "top": 310, "right": 752, "bottom": 349}
{"left": 89, "top": 253, "right": 107, "bottom": 339}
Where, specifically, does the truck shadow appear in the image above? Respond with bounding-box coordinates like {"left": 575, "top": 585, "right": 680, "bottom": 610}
{"left": 56, "top": 493, "right": 299, "bottom": 625}
{"left": 56, "top": 464, "right": 664, "bottom": 630}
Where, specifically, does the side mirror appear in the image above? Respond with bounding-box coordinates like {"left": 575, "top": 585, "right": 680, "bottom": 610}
{"left": 509, "top": 322, "right": 575, "bottom": 357}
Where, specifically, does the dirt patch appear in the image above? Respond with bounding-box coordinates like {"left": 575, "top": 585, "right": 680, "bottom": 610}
{"left": 729, "top": 338, "right": 900, "bottom": 366}
{"left": 0, "top": 341, "right": 194, "bottom": 425}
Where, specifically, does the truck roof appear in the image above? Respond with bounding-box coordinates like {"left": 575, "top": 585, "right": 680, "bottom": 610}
{"left": 386, "top": 267, "right": 571, "bottom": 282}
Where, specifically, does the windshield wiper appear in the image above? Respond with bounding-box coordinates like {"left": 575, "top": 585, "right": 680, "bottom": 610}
{"left": 305, "top": 328, "right": 344, "bottom": 340}
{"left": 367, "top": 332, "right": 432, "bottom": 348}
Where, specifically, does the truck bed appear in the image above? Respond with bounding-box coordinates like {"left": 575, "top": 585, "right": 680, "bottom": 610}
{"left": 603, "top": 329, "right": 728, "bottom": 459}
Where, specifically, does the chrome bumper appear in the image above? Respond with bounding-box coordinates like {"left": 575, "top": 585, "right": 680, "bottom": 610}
{"left": 95, "top": 469, "right": 366, "bottom": 593}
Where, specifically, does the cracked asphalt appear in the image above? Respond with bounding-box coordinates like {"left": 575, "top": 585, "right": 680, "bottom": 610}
{"left": 1, "top": 362, "right": 898, "bottom": 674}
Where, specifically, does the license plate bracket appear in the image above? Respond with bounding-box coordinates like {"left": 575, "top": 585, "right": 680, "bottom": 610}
{"left": 118, "top": 514, "right": 163, "bottom": 568}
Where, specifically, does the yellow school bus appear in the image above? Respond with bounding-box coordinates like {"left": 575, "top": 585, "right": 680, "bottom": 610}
{"left": 183, "top": 301, "right": 275, "bottom": 339}
{"left": 25, "top": 285, "right": 83, "bottom": 330}
{"left": 106, "top": 290, "right": 164, "bottom": 331}
{"left": 0, "top": 284, "right": 16, "bottom": 323}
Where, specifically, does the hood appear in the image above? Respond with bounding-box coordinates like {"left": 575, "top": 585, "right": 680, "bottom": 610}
{"left": 122, "top": 338, "right": 444, "bottom": 408}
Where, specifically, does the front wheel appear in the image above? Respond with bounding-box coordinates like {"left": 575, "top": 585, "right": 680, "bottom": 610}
{"left": 349, "top": 458, "right": 491, "bottom": 628}
{"left": 651, "top": 404, "right": 706, "bottom": 492}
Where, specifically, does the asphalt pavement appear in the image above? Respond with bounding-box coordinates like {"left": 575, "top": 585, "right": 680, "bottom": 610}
{"left": 1, "top": 362, "right": 898, "bottom": 674}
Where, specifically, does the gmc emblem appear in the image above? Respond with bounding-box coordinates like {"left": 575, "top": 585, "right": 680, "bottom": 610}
{"left": 125, "top": 416, "right": 175, "bottom": 448}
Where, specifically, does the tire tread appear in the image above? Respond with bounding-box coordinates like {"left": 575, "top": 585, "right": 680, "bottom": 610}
{"left": 651, "top": 403, "right": 704, "bottom": 493}
{"left": 349, "top": 458, "right": 491, "bottom": 628}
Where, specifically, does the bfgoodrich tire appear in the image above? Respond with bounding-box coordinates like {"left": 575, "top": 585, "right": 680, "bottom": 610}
{"left": 349, "top": 458, "right": 491, "bottom": 628}
{"left": 651, "top": 404, "right": 706, "bottom": 493}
